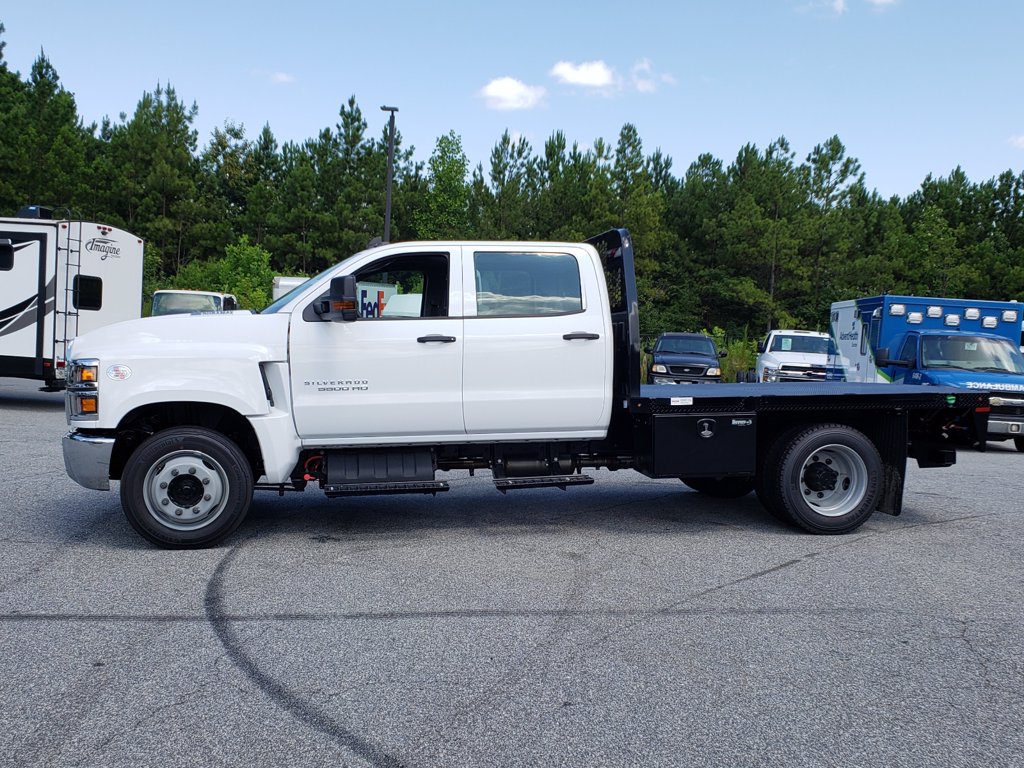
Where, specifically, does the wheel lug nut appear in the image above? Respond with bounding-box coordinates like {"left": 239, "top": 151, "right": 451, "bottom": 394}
{"left": 161, "top": 499, "right": 170, "bottom": 506}
{"left": 204, "top": 494, "right": 211, "bottom": 501}
{"left": 174, "top": 509, "right": 183, "bottom": 516}
{"left": 159, "top": 482, "right": 168, "bottom": 489}
{"left": 817, "top": 492, "right": 824, "bottom": 498}
{"left": 202, "top": 478, "right": 210, "bottom": 485}
{"left": 171, "top": 469, "right": 179, "bottom": 476}
{"left": 192, "top": 507, "right": 200, "bottom": 514}
{"left": 188, "top": 467, "right": 196, "bottom": 475}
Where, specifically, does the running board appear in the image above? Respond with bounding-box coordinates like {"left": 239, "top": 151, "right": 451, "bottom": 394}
{"left": 324, "top": 481, "right": 450, "bottom": 497}
{"left": 492, "top": 475, "right": 594, "bottom": 493}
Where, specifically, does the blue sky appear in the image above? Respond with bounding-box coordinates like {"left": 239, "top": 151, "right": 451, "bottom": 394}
{"left": 2, "top": 0, "right": 1022, "bottom": 199}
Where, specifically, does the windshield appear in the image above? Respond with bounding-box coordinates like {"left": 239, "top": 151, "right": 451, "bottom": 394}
{"left": 770, "top": 335, "right": 832, "bottom": 355}
{"left": 151, "top": 293, "right": 221, "bottom": 315}
{"left": 655, "top": 336, "right": 716, "bottom": 356}
{"left": 920, "top": 335, "right": 1024, "bottom": 374}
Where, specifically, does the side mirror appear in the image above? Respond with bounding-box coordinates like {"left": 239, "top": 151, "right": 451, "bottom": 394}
{"left": 318, "top": 275, "right": 359, "bottom": 321}
{"left": 223, "top": 297, "right": 237, "bottom": 311}
{"left": 718, "top": 349, "right": 728, "bottom": 358}
{"left": 875, "top": 347, "right": 907, "bottom": 367}
{"left": 644, "top": 346, "right": 653, "bottom": 354}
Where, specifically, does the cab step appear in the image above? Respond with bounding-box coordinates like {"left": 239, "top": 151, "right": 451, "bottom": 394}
{"left": 324, "top": 481, "right": 450, "bottom": 497}
{"left": 492, "top": 475, "right": 594, "bottom": 493}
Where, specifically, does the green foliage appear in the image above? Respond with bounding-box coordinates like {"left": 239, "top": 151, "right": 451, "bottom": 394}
{"left": 702, "top": 327, "right": 759, "bottom": 382}
{"left": 168, "top": 236, "right": 274, "bottom": 309}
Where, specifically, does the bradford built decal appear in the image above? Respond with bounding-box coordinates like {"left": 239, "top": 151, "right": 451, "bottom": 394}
{"left": 85, "top": 237, "right": 121, "bottom": 259}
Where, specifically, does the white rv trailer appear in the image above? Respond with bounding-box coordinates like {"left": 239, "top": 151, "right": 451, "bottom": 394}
{"left": 0, "top": 207, "right": 144, "bottom": 389}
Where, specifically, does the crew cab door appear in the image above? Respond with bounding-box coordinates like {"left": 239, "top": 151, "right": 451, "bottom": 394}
{"left": 288, "top": 249, "right": 465, "bottom": 443}
{"left": 461, "top": 246, "right": 612, "bottom": 437}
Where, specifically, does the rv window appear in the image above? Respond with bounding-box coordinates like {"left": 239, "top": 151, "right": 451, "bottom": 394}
{"left": 0, "top": 239, "right": 13, "bottom": 271}
{"left": 73, "top": 275, "right": 103, "bottom": 311}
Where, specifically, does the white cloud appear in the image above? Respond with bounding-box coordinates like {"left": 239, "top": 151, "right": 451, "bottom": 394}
{"left": 832, "top": 0, "right": 848, "bottom": 13}
{"left": 866, "top": 0, "right": 898, "bottom": 6}
{"left": 631, "top": 59, "right": 676, "bottom": 94}
{"left": 480, "top": 77, "right": 545, "bottom": 111}
{"left": 253, "top": 69, "right": 295, "bottom": 85}
{"left": 1010, "top": 135, "right": 1024, "bottom": 150}
{"left": 550, "top": 60, "right": 617, "bottom": 88}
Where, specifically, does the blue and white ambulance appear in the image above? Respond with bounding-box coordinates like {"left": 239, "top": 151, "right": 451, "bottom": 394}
{"left": 830, "top": 295, "right": 1024, "bottom": 451}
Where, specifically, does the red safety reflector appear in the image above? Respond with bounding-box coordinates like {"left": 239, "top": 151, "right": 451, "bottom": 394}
{"left": 57, "top": 360, "right": 66, "bottom": 369}
{"left": 975, "top": 406, "right": 991, "bottom": 413}
{"left": 42, "top": 361, "right": 52, "bottom": 369}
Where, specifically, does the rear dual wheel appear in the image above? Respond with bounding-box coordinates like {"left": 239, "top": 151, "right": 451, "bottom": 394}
{"left": 757, "top": 424, "right": 882, "bottom": 534}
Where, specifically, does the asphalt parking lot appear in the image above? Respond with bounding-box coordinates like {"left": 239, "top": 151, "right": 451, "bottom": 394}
{"left": 2, "top": 376, "right": 1023, "bottom": 768}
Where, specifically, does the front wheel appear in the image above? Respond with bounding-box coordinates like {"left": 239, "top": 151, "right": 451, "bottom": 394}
{"left": 760, "top": 424, "right": 882, "bottom": 534}
{"left": 1015, "top": 436, "right": 1024, "bottom": 453}
{"left": 120, "top": 427, "right": 254, "bottom": 548}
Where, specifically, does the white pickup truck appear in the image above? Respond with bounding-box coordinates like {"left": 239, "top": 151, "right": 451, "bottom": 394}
{"left": 62, "top": 230, "right": 987, "bottom": 547}
{"left": 756, "top": 329, "right": 839, "bottom": 382}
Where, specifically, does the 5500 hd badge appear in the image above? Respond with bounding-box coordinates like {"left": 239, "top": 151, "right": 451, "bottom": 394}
{"left": 304, "top": 380, "right": 369, "bottom": 392}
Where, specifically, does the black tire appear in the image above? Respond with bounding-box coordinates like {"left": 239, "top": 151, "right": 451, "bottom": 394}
{"left": 1015, "top": 436, "right": 1024, "bottom": 453}
{"left": 682, "top": 476, "right": 755, "bottom": 498}
{"left": 119, "top": 427, "right": 254, "bottom": 548}
{"left": 761, "top": 423, "right": 882, "bottom": 534}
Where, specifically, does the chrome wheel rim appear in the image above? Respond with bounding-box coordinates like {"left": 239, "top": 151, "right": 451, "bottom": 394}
{"left": 798, "top": 444, "right": 868, "bottom": 517}
{"left": 142, "top": 449, "right": 228, "bottom": 531}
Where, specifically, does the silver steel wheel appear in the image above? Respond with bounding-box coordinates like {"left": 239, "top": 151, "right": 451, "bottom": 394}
{"left": 142, "top": 449, "right": 228, "bottom": 532}
{"left": 798, "top": 443, "right": 869, "bottom": 518}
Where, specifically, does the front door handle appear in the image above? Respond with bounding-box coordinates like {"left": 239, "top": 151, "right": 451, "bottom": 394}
{"left": 417, "top": 334, "right": 457, "bottom": 343}
{"left": 563, "top": 332, "right": 600, "bottom": 341}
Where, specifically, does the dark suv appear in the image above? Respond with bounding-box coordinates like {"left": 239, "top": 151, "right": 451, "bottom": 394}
{"left": 646, "top": 332, "right": 725, "bottom": 384}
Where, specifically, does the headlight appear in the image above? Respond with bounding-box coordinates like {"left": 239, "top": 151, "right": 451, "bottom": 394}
{"left": 651, "top": 364, "right": 667, "bottom": 374}
{"left": 69, "top": 360, "right": 99, "bottom": 385}
{"left": 67, "top": 359, "right": 100, "bottom": 420}
{"left": 706, "top": 367, "right": 721, "bottom": 377}
{"left": 762, "top": 367, "right": 779, "bottom": 382}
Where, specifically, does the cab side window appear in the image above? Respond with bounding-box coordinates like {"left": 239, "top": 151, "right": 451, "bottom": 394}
{"left": 355, "top": 253, "right": 449, "bottom": 319}
{"left": 474, "top": 252, "right": 582, "bottom": 317}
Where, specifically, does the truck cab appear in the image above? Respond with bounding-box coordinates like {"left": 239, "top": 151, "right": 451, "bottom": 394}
{"left": 645, "top": 332, "right": 723, "bottom": 384}
{"left": 150, "top": 289, "right": 238, "bottom": 316}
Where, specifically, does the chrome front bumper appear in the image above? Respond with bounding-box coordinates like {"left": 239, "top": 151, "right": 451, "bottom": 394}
{"left": 63, "top": 431, "right": 114, "bottom": 490}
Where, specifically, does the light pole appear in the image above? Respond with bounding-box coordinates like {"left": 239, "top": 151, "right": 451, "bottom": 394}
{"left": 380, "top": 105, "right": 398, "bottom": 243}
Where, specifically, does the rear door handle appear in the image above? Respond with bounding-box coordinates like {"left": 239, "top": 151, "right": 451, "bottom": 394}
{"left": 417, "top": 334, "right": 457, "bottom": 343}
{"left": 563, "top": 332, "right": 600, "bottom": 341}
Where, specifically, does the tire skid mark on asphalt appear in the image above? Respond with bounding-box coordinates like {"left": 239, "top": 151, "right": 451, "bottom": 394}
{"left": 202, "top": 540, "right": 407, "bottom": 768}
{"left": 0, "top": 604, "right": 978, "bottom": 623}
{"left": 438, "top": 535, "right": 593, "bottom": 735}
{"left": 0, "top": 506, "right": 121, "bottom": 597}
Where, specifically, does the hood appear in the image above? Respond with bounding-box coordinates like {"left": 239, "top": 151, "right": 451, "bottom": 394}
{"left": 763, "top": 351, "right": 828, "bottom": 365}
{"left": 652, "top": 350, "right": 718, "bottom": 366}
{"left": 69, "top": 311, "right": 291, "bottom": 363}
